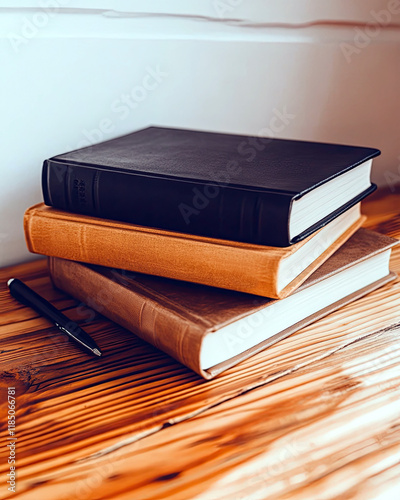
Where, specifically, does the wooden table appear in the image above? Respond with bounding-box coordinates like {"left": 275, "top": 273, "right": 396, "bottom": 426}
{"left": 1, "top": 190, "right": 400, "bottom": 500}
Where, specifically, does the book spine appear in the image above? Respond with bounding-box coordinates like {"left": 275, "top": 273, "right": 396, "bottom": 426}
{"left": 42, "top": 160, "right": 293, "bottom": 246}
{"left": 48, "top": 257, "right": 210, "bottom": 379}
{"left": 23, "top": 205, "right": 281, "bottom": 298}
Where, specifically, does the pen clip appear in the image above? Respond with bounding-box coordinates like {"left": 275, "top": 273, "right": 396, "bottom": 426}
{"left": 55, "top": 323, "right": 85, "bottom": 346}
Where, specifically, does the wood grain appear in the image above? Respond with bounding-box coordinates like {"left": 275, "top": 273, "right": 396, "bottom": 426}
{"left": 0, "top": 191, "right": 400, "bottom": 499}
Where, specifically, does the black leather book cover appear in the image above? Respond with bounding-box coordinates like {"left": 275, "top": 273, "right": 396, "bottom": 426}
{"left": 42, "top": 127, "right": 379, "bottom": 246}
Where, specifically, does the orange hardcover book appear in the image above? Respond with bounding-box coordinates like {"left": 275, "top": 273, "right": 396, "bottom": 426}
{"left": 26, "top": 202, "right": 363, "bottom": 299}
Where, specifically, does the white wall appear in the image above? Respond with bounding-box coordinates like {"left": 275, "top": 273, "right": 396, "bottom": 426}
{"left": 1, "top": 1, "right": 400, "bottom": 267}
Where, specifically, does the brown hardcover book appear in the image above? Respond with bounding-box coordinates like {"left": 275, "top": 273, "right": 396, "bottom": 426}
{"left": 26, "top": 203, "right": 363, "bottom": 299}
{"left": 48, "top": 229, "right": 397, "bottom": 379}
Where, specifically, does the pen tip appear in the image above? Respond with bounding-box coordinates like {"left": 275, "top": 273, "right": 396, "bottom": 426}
{"left": 93, "top": 348, "right": 102, "bottom": 357}
{"left": 7, "top": 278, "right": 15, "bottom": 287}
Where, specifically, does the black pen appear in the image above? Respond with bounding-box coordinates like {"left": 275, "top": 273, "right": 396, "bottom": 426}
{"left": 7, "top": 278, "right": 102, "bottom": 357}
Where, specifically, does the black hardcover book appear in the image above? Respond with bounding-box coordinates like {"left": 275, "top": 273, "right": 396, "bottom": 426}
{"left": 42, "top": 127, "right": 379, "bottom": 246}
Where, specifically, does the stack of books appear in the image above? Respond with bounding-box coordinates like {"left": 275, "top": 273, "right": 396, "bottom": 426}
{"left": 24, "top": 127, "right": 398, "bottom": 379}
